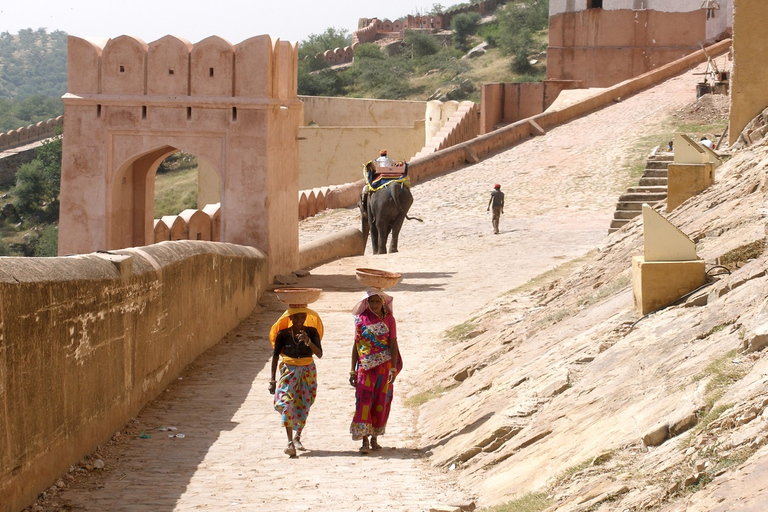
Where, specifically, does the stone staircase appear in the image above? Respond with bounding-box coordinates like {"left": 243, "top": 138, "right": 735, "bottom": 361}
{"left": 608, "top": 153, "right": 672, "bottom": 233}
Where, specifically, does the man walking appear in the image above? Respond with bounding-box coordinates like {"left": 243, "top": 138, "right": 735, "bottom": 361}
{"left": 487, "top": 183, "right": 504, "bottom": 234}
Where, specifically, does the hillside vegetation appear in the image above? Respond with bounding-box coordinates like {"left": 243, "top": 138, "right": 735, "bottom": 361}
{"left": 0, "top": 29, "right": 66, "bottom": 131}
{"left": 298, "top": 0, "right": 549, "bottom": 102}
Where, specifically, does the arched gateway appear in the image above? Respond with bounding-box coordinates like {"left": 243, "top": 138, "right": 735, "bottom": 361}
{"left": 58, "top": 34, "right": 302, "bottom": 275}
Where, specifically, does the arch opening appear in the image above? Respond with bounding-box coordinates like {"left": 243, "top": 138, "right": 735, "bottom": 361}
{"left": 110, "top": 147, "right": 221, "bottom": 249}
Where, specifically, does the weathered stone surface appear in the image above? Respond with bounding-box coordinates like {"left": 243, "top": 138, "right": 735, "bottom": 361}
{"left": 669, "top": 411, "right": 699, "bottom": 437}
{"left": 643, "top": 423, "right": 670, "bottom": 448}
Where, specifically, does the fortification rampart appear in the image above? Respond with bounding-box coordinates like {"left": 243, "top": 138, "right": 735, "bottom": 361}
{"left": 414, "top": 100, "right": 479, "bottom": 159}
{"left": 0, "top": 116, "right": 63, "bottom": 153}
{"left": 318, "top": 39, "right": 732, "bottom": 213}
{"left": 0, "top": 241, "right": 268, "bottom": 512}
{"left": 547, "top": 1, "right": 732, "bottom": 88}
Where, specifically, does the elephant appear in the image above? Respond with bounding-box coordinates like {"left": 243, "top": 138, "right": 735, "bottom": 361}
{"left": 359, "top": 181, "right": 419, "bottom": 254}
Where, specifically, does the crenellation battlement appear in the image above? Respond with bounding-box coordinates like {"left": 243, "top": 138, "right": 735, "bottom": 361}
{"left": 67, "top": 34, "right": 297, "bottom": 101}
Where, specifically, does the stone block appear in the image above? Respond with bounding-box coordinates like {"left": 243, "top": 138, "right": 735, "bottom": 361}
{"left": 667, "top": 162, "right": 715, "bottom": 211}
{"left": 632, "top": 257, "right": 706, "bottom": 315}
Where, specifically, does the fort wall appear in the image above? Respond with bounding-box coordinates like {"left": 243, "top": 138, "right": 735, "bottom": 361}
{"left": 0, "top": 116, "right": 63, "bottom": 153}
{"left": 547, "top": 1, "right": 732, "bottom": 88}
{"left": 0, "top": 241, "right": 268, "bottom": 512}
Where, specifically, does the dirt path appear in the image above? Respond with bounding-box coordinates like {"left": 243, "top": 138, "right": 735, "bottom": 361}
{"left": 41, "top": 64, "right": 709, "bottom": 512}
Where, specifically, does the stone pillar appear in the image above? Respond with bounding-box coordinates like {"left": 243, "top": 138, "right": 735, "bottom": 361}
{"left": 729, "top": 0, "right": 768, "bottom": 145}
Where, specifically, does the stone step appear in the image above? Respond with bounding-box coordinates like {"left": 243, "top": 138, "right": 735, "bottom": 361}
{"left": 618, "top": 192, "right": 667, "bottom": 202}
{"left": 626, "top": 185, "right": 667, "bottom": 193}
{"left": 610, "top": 218, "right": 630, "bottom": 230}
{"left": 616, "top": 200, "right": 662, "bottom": 211}
{"left": 639, "top": 177, "right": 668, "bottom": 187}
{"left": 646, "top": 159, "right": 672, "bottom": 169}
{"left": 613, "top": 210, "right": 642, "bottom": 220}
{"left": 642, "top": 169, "right": 668, "bottom": 178}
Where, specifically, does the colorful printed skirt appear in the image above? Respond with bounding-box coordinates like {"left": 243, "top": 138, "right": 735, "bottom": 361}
{"left": 350, "top": 361, "right": 394, "bottom": 440}
{"left": 274, "top": 362, "right": 317, "bottom": 432}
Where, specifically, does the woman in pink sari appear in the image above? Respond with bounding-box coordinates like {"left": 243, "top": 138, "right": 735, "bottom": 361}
{"left": 349, "top": 289, "right": 402, "bottom": 453}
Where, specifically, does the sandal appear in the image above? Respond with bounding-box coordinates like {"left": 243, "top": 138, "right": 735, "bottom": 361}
{"left": 284, "top": 441, "right": 297, "bottom": 457}
{"left": 294, "top": 436, "right": 306, "bottom": 451}
{"left": 359, "top": 439, "right": 370, "bottom": 454}
{"left": 371, "top": 436, "right": 382, "bottom": 450}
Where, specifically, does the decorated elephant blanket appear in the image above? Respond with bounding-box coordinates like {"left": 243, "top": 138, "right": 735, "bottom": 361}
{"left": 364, "top": 161, "right": 410, "bottom": 192}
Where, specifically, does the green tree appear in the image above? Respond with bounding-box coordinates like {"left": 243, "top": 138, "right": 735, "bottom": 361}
{"left": 12, "top": 129, "right": 61, "bottom": 222}
{"left": 13, "top": 160, "right": 51, "bottom": 220}
{"left": 429, "top": 3, "right": 445, "bottom": 15}
{"left": 298, "top": 63, "right": 349, "bottom": 96}
{"left": 298, "top": 28, "right": 351, "bottom": 72}
{"left": 451, "top": 12, "right": 482, "bottom": 51}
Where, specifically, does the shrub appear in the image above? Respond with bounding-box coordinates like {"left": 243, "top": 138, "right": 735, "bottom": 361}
{"left": 403, "top": 30, "right": 441, "bottom": 58}
{"left": 451, "top": 12, "right": 482, "bottom": 51}
{"left": 35, "top": 225, "right": 58, "bottom": 257}
{"left": 497, "top": 0, "right": 549, "bottom": 73}
{"left": 348, "top": 45, "right": 412, "bottom": 99}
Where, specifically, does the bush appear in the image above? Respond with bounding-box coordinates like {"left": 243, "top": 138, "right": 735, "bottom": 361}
{"left": 451, "top": 12, "right": 481, "bottom": 51}
{"left": 348, "top": 45, "right": 412, "bottom": 99}
{"left": 35, "top": 225, "right": 58, "bottom": 256}
{"left": 496, "top": 0, "right": 549, "bottom": 73}
{"left": 298, "top": 62, "right": 350, "bottom": 96}
{"left": 403, "top": 31, "right": 441, "bottom": 58}
{"left": 13, "top": 160, "right": 52, "bottom": 221}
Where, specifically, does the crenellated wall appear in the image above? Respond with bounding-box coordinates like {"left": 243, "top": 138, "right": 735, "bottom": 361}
{"left": 0, "top": 241, "right": 268, "bottom": 512}
{"left": 59, "top": 34, "right": 302, "bottom": 277}
{"left": 414, "top": 101, "right": 479, "bottom": 160}
{"left": 0, "top": 116, "right": 63, "bottom": 153}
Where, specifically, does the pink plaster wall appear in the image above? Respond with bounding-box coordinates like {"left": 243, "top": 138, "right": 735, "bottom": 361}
{"left": 59, "top": 34, "right": 302, "bottom": 277}
{"left": 548, "top": 9, "right": 710, "bottom": 87}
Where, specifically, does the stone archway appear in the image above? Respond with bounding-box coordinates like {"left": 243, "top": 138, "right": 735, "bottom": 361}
{"left": 59, "top": 34, "right": 302, "bottom": 275}
{"left": 110, "top": 144, "right": 221, "bottom": 249}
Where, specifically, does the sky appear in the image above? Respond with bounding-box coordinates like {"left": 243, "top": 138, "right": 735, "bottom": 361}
{"left": 0, "top": 0, "right": 443, "bottom": 45}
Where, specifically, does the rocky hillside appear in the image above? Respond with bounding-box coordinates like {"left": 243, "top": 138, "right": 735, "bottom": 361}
{"left": 416, "top": 133, "right": 768, "bottom": 510}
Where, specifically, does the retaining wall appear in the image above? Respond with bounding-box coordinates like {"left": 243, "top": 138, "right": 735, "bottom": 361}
{"left": 0, "top": 242, "right": 268, "bottom": 512}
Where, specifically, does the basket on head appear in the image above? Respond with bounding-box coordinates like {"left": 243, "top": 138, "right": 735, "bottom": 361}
{"left": 274, "top": 287, "right": 323, "bottom": 308}
{"left": 355, "top": 268, "right": 401, "bottom": 291}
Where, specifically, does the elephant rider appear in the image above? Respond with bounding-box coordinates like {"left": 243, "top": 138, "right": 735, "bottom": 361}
{"left": 361, "top": 149, "right": 409, "bottom": 209}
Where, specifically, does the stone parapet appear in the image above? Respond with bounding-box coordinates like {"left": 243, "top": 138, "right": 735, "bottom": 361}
{"left": 0, "top": 116, "right": 63, "bottom": 152}
{"left": 0, "top": 241, "right": 268, "bottom": 512}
